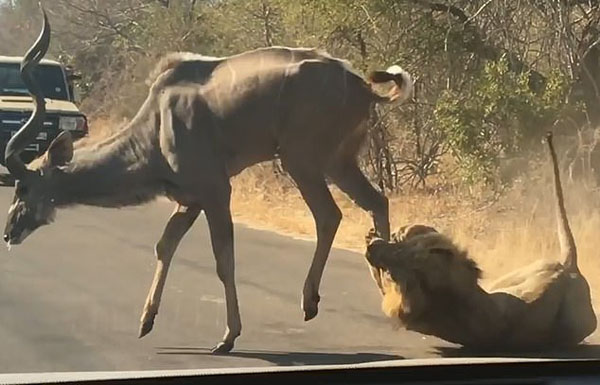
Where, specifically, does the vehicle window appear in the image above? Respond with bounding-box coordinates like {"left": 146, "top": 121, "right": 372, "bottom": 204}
{"left": 0, "top": 63, "right": 68, "bottom": 100}
{"left": 1, "top": 0, "right": 600, "bottom": 379}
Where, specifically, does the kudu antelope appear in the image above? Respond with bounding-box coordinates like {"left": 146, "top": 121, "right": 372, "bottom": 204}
{"left": 364, "top": 133, "right": 597, "bottom": 351}
{"left": 3, "top": 9, "right": 413, "bottom": 353}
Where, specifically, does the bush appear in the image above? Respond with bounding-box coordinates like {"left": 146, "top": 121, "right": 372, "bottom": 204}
{"left": 435, "top": 58, "right": 567, "bottom": 184}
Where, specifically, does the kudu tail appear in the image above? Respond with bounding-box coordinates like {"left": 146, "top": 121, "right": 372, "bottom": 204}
{"left": 368, "top": 65, "right": 413, "bottom": 103}
{"left": 546, "top": 131, "right": 578, "bottom": 272}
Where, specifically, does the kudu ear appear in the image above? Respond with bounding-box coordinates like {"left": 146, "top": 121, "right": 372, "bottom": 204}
{"left": 47, "top": 131, "right": 74, "bottom": 167}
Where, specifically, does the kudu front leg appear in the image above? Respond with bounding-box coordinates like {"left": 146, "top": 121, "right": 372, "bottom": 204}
{"left": 205, "top": 201, "right": 241, "bottom": 354}
{"left": 139, "top": 204, "right": 200, "bottom": 338}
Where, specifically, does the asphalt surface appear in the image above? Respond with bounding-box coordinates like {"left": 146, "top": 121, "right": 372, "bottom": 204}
{"left": 0, "top": 183, "right": 598, "bottom": 374}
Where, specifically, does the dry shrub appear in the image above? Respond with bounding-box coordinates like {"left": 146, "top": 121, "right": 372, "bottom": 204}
{"left": 87, "top": 116, "right": 126, "bottom": 137}
{"left": 75, "top": 116, "right": 128, "bottom": 148}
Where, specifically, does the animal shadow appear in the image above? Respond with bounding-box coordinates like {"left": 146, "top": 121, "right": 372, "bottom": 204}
{"left": 156, "top": 347, "right": 403, "bottom": 366}
{"left": 436, "top": 343, "right": 600, "bottom": 359}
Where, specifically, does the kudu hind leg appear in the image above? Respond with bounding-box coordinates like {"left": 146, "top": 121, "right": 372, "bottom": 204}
{"left": 329, "top": 161, "right": 389, "bottom": 294}
{"left": 285, "top": 163, "right": 342, "bottom": 321}
{"left": 204, "top": 200, "right": 241, "bottom": 354}
{"left": 139, "top": 204, "right": 201, "bottom": 338}
{"left": 330, "top": 161, "right": 389, "bottom": 239}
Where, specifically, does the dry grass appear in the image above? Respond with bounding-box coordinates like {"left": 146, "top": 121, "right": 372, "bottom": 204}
{"left": 81, "top": 116, "right": 128, "bottom": 141}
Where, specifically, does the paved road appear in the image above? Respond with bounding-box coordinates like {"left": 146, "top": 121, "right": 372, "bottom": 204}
{"left": 0, "top": 185, "right": 598, "bottom": 374}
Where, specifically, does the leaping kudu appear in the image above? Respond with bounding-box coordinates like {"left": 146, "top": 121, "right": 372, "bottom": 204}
{"left": 3, "top": 7, "right": 412, "bottom": 353}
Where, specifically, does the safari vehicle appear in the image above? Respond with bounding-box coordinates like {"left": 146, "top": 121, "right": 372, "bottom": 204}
{"left": 0, "top": 56, "right": 87, "bottom": 166}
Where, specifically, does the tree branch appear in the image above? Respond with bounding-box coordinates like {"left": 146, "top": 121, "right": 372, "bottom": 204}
{"left": 411, "top": 0, "right": 547, "bottom": 92}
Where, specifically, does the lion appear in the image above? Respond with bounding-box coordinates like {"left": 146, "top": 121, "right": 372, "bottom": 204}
{"left": 364, "top": 132, "right": 597, "bottom": 351}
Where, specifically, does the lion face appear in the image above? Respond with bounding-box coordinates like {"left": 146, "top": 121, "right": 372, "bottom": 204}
{"left": 365, "top": 224, "right": 481, "bottom": 322}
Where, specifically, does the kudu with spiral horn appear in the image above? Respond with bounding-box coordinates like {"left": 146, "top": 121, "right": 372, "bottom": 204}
{"left": 3, "top": 6, "right": 414, "bottom": 353}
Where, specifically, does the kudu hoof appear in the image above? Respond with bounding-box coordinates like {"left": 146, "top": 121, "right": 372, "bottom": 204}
{"left": 211, "top": 341, "right": 234, "bottom": 354}
{"left": 303, "top": 306, "right": 319, "bottom": 321}
{"left": 302, "top": 294, "right": 320, "bottom": 321}
{"left": 138, "top": 317, "right": 155, "bottom": 338}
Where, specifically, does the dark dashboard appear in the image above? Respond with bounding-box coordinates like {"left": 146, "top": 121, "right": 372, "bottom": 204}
{"left": 2, "top": 358, "right": 600, "bottom": 385}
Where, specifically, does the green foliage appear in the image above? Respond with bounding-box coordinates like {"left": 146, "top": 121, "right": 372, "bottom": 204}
{"left": 435, "top": 58, "right": 568, "bottom": 184}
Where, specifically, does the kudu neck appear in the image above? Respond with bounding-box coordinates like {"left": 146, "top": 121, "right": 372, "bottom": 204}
{"left": 54, "top": 121, "right": 162, "bottom": 208}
